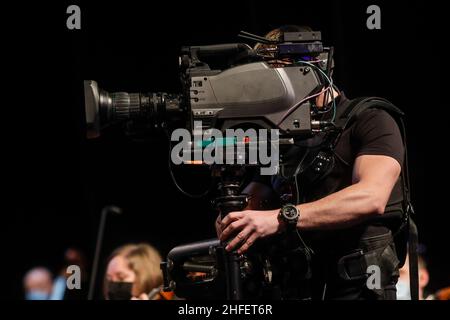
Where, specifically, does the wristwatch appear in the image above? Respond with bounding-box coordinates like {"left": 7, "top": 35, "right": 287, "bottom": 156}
{"left": 278, "top": 204, "right": 300, "bottom": 231}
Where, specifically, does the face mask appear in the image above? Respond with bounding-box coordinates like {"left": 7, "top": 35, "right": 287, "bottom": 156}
{"left": 26, "top": 290, "right": 49, "bottom": 300}
{"left": 396, "top": 279, "right": 411, "bottom": 300}
{"left": 107, "top": 281, "right": 133, "bottom": 300}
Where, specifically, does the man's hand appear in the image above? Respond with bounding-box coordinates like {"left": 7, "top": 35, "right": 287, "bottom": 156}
{"left": 219, "top": 209, "right": 284, "bottom": 254}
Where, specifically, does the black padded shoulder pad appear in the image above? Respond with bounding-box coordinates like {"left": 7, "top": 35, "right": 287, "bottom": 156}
{"left": 335, "top": 97, "right": 405, "bottom": 133}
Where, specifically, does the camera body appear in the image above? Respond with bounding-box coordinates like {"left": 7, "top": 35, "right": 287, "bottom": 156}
{"left": 185, "top": 50, "right": 320, "bottom": 136}
{"left": 84, "top": 31, "right": 331, "bottom": 142}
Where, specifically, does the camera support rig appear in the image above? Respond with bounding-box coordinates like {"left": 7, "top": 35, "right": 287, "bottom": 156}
{"left": 85, "top": 30, "right": 336, "bottom": 300}
{"left": 212, "top": 165, "right": 248, "bottom": 300}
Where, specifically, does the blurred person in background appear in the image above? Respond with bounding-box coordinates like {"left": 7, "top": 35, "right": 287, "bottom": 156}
{"left": 103, "top": 243, "right": 173, "bottom": 300}
{"left": 23, "top": 267, "right": 54, "bottom": 300}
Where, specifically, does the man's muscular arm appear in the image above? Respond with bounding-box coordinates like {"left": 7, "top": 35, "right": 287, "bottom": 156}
{"left": 295, "top": 154, "right": 401, "bottom": 230}
{"left": 220, "top": 154, "right": 401, "bottom": 254}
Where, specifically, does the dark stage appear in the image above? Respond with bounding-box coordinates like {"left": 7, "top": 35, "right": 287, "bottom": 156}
{"left": 3, "top": 0, "right": 448, "bottom": 301}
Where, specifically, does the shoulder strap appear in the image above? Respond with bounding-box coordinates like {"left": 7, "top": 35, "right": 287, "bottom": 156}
{"left": 335, "top": 96, "right": 405, "bottom": 131}
{"left": 335, "top": 96, "right": 419, "bottom": 300}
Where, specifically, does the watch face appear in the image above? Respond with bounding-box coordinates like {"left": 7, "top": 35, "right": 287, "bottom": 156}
{"left": 283, "top": 205, "right": 298, "bottom": 221}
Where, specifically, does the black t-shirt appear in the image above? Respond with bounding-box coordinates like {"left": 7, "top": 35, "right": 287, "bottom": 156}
{"left": 254, "top": 94, "right": 405, "bottom": 252}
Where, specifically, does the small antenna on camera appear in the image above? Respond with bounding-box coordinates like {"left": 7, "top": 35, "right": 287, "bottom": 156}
{"left": 238, "top": 30, "right": 277, "bottom": 44}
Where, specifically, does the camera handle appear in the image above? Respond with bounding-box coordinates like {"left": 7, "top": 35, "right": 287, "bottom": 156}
{"left": 212, "top": 165, "right": 248, "bottom": 300}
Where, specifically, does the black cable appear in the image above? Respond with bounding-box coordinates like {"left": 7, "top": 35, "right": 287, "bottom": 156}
{"left": 321, "top": 46, "right": 334, "bottom": 111}
{"left": 165, "top": 129, "right": 211, "bottom": 199}
{"left": 290, "top": 150, "right": 315, "bottom": 260}
{"left": 293, "top": 149, "right": 310, "bottom": 205}
{"left": 332, "top": 150, "right": 350, "bottom": 167}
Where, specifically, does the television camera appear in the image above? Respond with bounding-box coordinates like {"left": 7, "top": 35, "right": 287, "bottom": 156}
{"left": 84, "top": 30, "right": 336, "bottom": 300}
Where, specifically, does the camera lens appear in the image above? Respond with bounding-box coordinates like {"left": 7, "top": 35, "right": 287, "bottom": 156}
{"left": 84, "top": 80, "right": 183, "bottom": 139}
{"left": 110, "top": 92, "right": 141, "bottom": 120}
{"left": 85, "top": 81, "right": 143, "bottom": 138}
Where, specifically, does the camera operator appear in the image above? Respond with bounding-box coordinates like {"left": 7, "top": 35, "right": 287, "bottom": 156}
{"left": 217, "top": 25, "right": 405, "bottom": 300}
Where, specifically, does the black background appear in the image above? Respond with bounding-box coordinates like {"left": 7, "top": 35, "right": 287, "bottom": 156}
{"left": 3, "top": 0, "right": 448, "bottom": 300}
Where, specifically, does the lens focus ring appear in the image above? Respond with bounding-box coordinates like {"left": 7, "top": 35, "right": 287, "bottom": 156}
{"left": 112, "top": 92, "right": 140, "bottom": 120}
